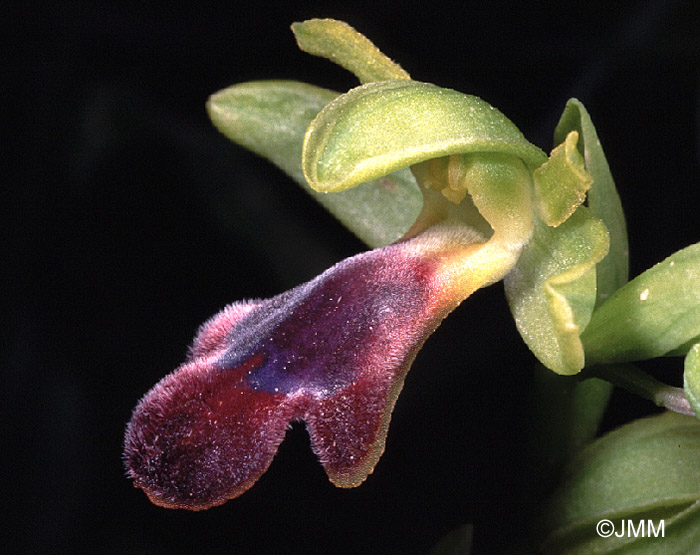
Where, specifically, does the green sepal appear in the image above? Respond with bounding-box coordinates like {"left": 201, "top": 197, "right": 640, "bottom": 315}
{"left": 581, "top": 242, "right": 700, "bottom": 365}
{"left": 505, "top": 207, "right": 610, "bottom": 375}
{"left": 541, "top": 412, "right": 700, "bottom": 554}
{"left": 683, "top": 343, "right": 700, "bottom": 419}
{"left": 532, "top": 130, "right": 592, "bottom": 227}
{"left": 302, "top": 80, "right": 547, "bottom": 193}
{"left": 291, "top": 19, "right": 410, "bottom": 83}
{"left": 206, "top": 80, "right": 421, "bottom": 247}
{"left": 554, "top": 99, "right": 629, "bottom": 304}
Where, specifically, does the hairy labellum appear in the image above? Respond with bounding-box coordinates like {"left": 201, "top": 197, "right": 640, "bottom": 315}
{"left": 124, "top": 223, "right": 486, "bottom": 509}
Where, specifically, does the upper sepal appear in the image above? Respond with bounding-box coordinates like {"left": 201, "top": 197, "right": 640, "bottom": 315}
{"left": 302, "top": 80, "right": 547, "bottom": 194}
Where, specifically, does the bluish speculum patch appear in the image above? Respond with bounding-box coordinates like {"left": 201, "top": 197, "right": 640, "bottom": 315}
{"left": 216, "top": 254, "right": 430, "bottom": 396}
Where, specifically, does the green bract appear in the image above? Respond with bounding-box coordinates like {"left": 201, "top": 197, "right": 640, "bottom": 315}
{"left": 302, "top": 79, "right": 547, "bottom": 194}
{"left": 582, "top": 242, "right": 700, "bottom": 364}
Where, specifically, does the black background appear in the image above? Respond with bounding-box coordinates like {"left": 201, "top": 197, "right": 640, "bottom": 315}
{"left": 6, "top": 1, "right": 700, "bottom": 553}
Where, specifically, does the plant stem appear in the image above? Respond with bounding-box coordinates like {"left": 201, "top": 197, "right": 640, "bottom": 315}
{"left": 587, "top": 363, "right": 695, "bottom": 417}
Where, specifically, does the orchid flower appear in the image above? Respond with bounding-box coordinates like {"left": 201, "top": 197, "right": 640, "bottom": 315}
{"left": 124, "top": 19, "right": 621, "bottom": 509}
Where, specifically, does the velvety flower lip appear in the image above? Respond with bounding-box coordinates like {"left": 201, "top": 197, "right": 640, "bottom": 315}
{"left": 123, "top": 223, "right": 486, "bottom": 510}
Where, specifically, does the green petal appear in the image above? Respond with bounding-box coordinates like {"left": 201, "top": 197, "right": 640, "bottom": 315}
{"left": 532, "top": 130, "right": 592, "bottom": 227}
{"left": 291, "top": 19, "right": 410, "bottom": 83}
{"left": 541, "top": 412, "right": 700, "bottom": 554}
{"left": 505, "top": 207, "right": 610, "bottom": 375}
{"left": 683, "top": 343, "right": 700, "bottom": 418}
{"left": 581, "top": 242, "right": 700, "bottom": 365}
{"left": 207, "top": 80, "right": 421, "bottom": 247}
{"left": 554, "top": 99, "right": 629, "bottom": 304}
{"left": 302, "top": 80, "right": 547, "bottom": 193}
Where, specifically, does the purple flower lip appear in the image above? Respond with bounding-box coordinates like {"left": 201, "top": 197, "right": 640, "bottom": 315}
{"left": 124, "top": 223, "right": 488, "bottom": 509}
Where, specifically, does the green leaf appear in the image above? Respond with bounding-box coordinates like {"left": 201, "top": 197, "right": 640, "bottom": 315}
{"left": 302, "top": 80, "right": 547, "bottom": 193}
{"left": 291, "top": 19, "right": 410, "bottom": 83}
{"left": 554, "top": 99, "right": 629, "bottom": 304}
{"left": 505, "top": 207, "right": 610, "bottom": 375}
{"left": 684, "top": 343, "right": 700, "bottom": 418}
{"left": 541, "top": 412, "right": 700, "bottom": 554}
{"left": 532, "top": 130, "right": 592, "bottom": 227}
{"left": 207, "top": 80, "right": 421, "bottom": 247}
{"left": 581, "top": 242, "right": 700, "bottom": 365}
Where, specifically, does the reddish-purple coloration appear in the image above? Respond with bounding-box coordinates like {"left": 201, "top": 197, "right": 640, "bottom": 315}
{"left": 124, "top": 232, "right": 468, "bottom": 509}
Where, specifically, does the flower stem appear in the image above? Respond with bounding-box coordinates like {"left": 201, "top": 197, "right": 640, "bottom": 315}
{"left": 587, "top": 363, "right": 695, "bottom": 417}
